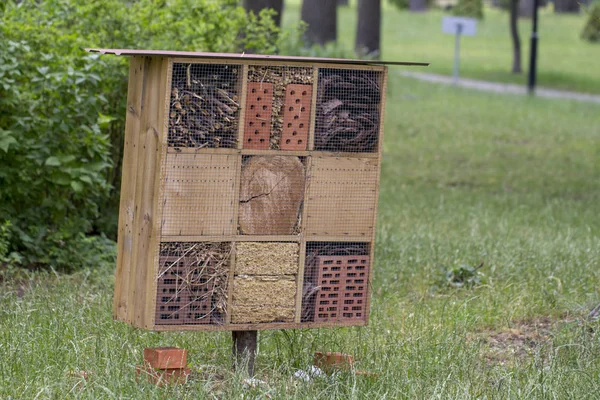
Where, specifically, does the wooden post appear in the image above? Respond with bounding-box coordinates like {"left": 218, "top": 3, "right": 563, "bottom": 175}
{"left": 232, "top": 330, "right": 257, "bottom": 376}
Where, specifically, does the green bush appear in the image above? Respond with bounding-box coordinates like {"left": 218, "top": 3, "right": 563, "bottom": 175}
{"left": 0, "top": 0, "right": 283, "bottom": 271}
{"left": 582, "top": 2, "right": 600, "bottom": 42}
{"left": 452, "top": 0, "right": 484, "bottom": 19}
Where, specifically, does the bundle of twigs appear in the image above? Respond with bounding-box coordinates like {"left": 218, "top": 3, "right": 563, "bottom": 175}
{"left": 314, "top": 70, "right": 381, "bottom": 153}
{"left": 248, "top": 65, "right": 313, "bottom": 149}
{"left": 168, "top": 64, "right": 240, "bottom": 149}
{"left": 159, "top": 242, "right": 232, "bottom": 324}
{"left": 301, "top": 243, "right": 369, "bottom": 322}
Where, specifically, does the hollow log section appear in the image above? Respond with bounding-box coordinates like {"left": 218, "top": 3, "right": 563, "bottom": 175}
{"left": 238, "top": 156, "right": 305, "bottom": 235}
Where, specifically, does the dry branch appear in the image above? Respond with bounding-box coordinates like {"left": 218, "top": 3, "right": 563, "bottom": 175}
{"left": 169, "top": 64, "right": 240, "bottom": 149}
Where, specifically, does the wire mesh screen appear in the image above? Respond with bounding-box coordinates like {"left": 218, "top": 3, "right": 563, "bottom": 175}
{"left": 304, "top": 157, "right": 378, "bottom": 237}
{"left": 245, "top": 65, "right": 313, "bottom": 150}
{"left": 301, "top": 242, "right": 370, "bottom": 323}
{"left": 155, "top": 242, "right": 231, "bottom": 325}
{"left": 230, "top": 242, "right": 299, "bottom": 324}
{"left": 144, "top": 61, "right": 386, "bottom": 329}
{"left": 314, "top": 68, "right": 382, "bottom": 153}
{"left": 238, "top": 156, "right": 306, "bottom": 235}
{"left": 161, "top": 153, "right": 239, "bottom": 236}
{"left": 169, "top": 63, "right": 241, "bottom": 149}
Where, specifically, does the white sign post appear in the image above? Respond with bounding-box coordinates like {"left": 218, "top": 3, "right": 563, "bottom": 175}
{"left": 442, "top": 16, "right": 477, "bottom": 84}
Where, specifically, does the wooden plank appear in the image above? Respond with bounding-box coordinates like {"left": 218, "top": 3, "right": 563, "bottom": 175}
{"left": 152, "top": 318, "right": 367, "bottom": 332}
{"left": 143, "top": 58, "right": 172, "bottom": 329}
{"left": 304, "top": 157, "right": 379, "bottom": 237}
{"left": 308, "top": 68, "right": 319, "bottom": 151}
{"left": 237, "top": 64, "right": 249, "bottom": 150}
{"left": 113, "top": 56, "right": 146, "bottom": 322}
{"left": 126, "top": 56, "right": 151, "bottom": 325}
{"left": 129, "top": 57, "right": 168, "bottom": 328}
{"left": 161, "top": 153, "right": 239, "bottom": 236}
{"left": 294, "top": 237, "right": 307, "bottom": 323}
{"left": 166, "top": 147, "right": 378, "bottom": 158}
{"left": 364, "top": 66, "right": 388, "bottom": 325}
{"left": 169, "top": 57, "right": 387, "bottom": 71}
{"left": 159, "top": 235, "right": 301, "bottom": 242}
{"left": 167, "top": 148, "right": 240, "bottom": 155}
{"left": 224, "top": 243, "right": 237, "bottom": 325}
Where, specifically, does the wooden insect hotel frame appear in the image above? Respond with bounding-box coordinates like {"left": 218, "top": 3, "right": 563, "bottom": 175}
{"left": 88, "top": 49, "right": 426, "bottom": 331}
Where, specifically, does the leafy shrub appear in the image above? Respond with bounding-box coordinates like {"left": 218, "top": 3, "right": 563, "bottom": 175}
{"left": 388, "top": 0, "right": 434, "bottom": 11}
{"left": 452, "top": 0, "right": 484, "bottom": 19}
{"left": 0, "top": 0, "right": 284, "bottom": 271}
{"left": 437, "top": 262, "right": 486, "bottom": 289}
{"left": 582, "top": 2, "right": 600, "bottom": 42}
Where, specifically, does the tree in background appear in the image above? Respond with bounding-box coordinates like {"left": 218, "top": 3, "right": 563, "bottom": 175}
{"left": 554, "top": 0, "right": 580, "bottom": 13}
{"left": 410, "top": 0, "right": 428, "bottom": 11}
{"left": 581, "top": 1, "right": 600, "bottom": 42}
{"left": 356, "top": 0, "right": 381, "bottom": 58}
{"left": 509, "top": 0, "right": 522, "bottom": 73}
{"left": 452, "top": 0, "right": 484, "bottom": 19}
{"left": 243, "top": 0, "right": 284, "bottom": 27}
{"left": 388, "top": 0, "right": 430, "bottom": 12}
{"left": 301, "top": 0, "right": 337, "bottom": 45}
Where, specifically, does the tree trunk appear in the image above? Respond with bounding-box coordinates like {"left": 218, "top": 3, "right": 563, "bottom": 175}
{"left": 243, "top": 0, "right": 284, "bottom": 27}
{"left": 554, "top": 0, "right": 580, "bottom": 13}
{"left": 518, "top": 0, "right": 534, "bottom": 17}
{"left": 409, "top": 0, "right": 427, "bottom": 12}
{"left": 301, "top": 0, "right": 337, "bottom": 45}
{"left": 510, "top": 0, "right": 522, "bottom": 73}
{"left": 356, "top": 0, "right": 381, "bottom": 58}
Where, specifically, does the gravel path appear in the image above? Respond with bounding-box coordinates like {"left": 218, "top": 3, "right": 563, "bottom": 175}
{"left": 399, "top": 71, "right": 600, "bottom": 104}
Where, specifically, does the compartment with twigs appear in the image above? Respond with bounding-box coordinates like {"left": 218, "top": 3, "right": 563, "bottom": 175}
{"left": 301, "top": 242, "right": 370, "bottom": 323}
{"left": 314, "top": 68, "right": 383, "bottom": 153}
{"left": 155, "top": 242, "right": 232, "bottom": 325}
{"left": 245, "top": 65, "right": 313, "bottom": 150}
{"left": 169, "top": 63, "right": 241, "bottom": 149}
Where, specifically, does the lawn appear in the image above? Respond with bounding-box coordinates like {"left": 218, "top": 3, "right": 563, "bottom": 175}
{"left": 282, "top": 0, "right": 600, "bottom": 94}
{"left": 1, "top": 74, "right": 599, "bottom": 398}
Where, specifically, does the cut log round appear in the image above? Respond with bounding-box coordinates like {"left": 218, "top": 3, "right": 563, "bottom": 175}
{"left": 239, "top": 156, "right": 305, "bottom": 235}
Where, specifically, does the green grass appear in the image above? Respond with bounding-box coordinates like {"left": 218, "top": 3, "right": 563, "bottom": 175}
{"left": 282, "top": 1, "right": 600, "bottom": 94}
{"left": 2, "top": 76, "right": 599, "bottom": 398}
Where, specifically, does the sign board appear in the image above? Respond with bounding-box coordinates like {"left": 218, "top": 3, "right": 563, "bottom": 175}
{"left": 442, "top": 16, "right": 477, "bottom": 36}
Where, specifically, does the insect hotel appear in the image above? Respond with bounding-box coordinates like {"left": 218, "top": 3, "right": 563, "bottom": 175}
{"left": 88, "top": 49, "right": 424, "bottom": 331}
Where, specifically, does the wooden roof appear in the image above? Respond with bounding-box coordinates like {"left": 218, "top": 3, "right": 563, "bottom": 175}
{"left": 85, "top": 48, "right": 429, "bottom": 67}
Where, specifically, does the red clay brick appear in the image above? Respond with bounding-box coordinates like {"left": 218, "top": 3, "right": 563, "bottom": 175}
{"left": 280, "top": 84, "right": 312, "bottom": 151}
{"left": 136, "top": 365, "right": 191, "bottom": 386}
{"left": 143, "top": 347, "right": 187, "bottom": 369}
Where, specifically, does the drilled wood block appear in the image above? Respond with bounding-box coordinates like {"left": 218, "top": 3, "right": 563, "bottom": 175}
{"left": 313, "top": 255, "right": 369, "bottom": 323}
{"left": 304, "top": 157, "right": 378, "bottom": 237}
{"left": 243, "top": 82, "right": 273, "bottom": 149}
{"left": 280, "top": 84, "right": 312, "bottom": 151}
{"left": 161, "top": 153, "right": 238, "bottom": 236}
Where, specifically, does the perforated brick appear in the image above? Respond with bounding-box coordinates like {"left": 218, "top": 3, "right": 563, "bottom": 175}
{"left": 244, "top": 82, "right": 273, "bottom": 149}
{"left": 313, "top": 255, "right": 369, "bottom": 323}
{"left": 155, "top": 256, "right": 220, "bottom": 325}
{"left": 280, "top": 84, "right": 312, "bottom": 150}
